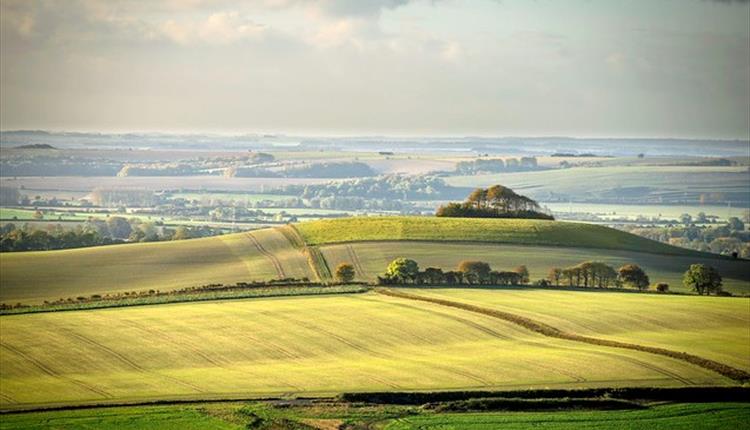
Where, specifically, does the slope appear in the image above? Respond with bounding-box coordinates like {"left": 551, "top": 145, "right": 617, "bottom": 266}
{"left": 0, "top": 291, "right": 739, "bottom": 410}
{"left": 0, "top": 228, "right": 312, "bottom": 304}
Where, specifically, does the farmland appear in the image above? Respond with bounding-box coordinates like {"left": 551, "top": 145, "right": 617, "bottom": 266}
{"left": 2, "top": 217, "right": 749, "bottom": 304}
{"left": 320, "top": 241, "right": 750, "bottom": 293}
{"left": 0, "top": 228, "right": 314, "bottom": 303}
{"left": 401, "top": 289, "right": 750, "bottom": 372}
{"left": 444, "top": 165, "right": 750, "bottom": 205}
{"left": 1, "top": 290, "right": 747, "bottom": 410}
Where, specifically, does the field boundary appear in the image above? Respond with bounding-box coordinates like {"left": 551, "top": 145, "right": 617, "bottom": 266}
{"left": 376, "top": 288, "right": 750, "bottom": 383}
{"left": 0, "top": 286, "right": 369, "bottom": 316}
{"left": 2, "top": 386, "right": 748, "bottom": 414}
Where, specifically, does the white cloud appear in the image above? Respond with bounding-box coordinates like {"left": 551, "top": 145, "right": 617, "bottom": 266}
{"left": 159, "top": 11, "right": 266, "bottom": 45}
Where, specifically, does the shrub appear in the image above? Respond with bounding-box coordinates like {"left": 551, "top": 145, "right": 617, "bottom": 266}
{"left": 655, "top": 283, "right": 669, "bottom": 293}
{"left": 335, "top": 263, "right": 356, "bottom": 283}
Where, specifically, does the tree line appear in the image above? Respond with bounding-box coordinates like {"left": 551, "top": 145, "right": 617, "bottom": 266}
{"left": 373, "top": 257, "right": 726, "bottom": 296}
{"left": 0, "top": 218, "right": 223, "bottom": 252}
{"left": 376, "top": 258, "right": 530, "bottom": 286}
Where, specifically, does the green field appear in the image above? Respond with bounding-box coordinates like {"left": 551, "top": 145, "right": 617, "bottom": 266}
{"left": 295, "top": 216, "right": 702, "bottom": 255}
{"left": 384, "top": 403, "right": 750, "bottom": 430}
{"left": 1, "top": 289, "right": 746, "bottom": 409}
{"left": 2, "top": 402, "right": 748, "bottom": 429}
{"left": 0, "top": 405, "right": 239, "bottom": 430}
{"left": 3, "top": 217, "right": 749, "bottom": 304}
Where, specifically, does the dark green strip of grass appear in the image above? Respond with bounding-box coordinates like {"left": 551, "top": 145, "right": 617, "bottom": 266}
{"left": 0, "top": 285, "right": 369, "bottom": 316}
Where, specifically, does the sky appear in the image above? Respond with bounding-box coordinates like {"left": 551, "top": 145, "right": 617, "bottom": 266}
{"left": 1, "top": 0, "right": 749, "bottom": 139}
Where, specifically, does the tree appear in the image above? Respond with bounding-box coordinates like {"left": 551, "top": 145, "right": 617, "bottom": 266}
{"left": 683, "top": 264, "right": 722, "bottom": 295}
{"left": 514, "top": 265, "right": 530, "bottom": 285}
{"left": 679, "top": 213, "right": 692, "bottom": 226}
{"left": 547, "top": 268, "right": 562, "bottom": 286}
{"left": 171, "top": 226, "right": 191, "bottom": 241}
{"left": 385, "top": 258, "right": 419, "bottom": 283}
{"left": 457, "top": 260, "right": 492, "bottom": 284}
{"left": 335, "top": 263, "right": 356, "bottom": 283}
{"left": 655, "top": 283, "right": 669, "bottom": 293}
{"left": 106, "top": 216, "right": 132, "bottom": 239}
{"left": 618, "top": 264, "right": 650, "bottom": 290}
{"left": 727, "top": 217, "right": 745, "bottom": 231}
{"left": 423, "top": 267, "right": 445, "bottom": 284}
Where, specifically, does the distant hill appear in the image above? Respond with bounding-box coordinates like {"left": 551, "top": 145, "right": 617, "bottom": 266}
{"left": 12, "top": 143, "right": 56, "bottom": 149}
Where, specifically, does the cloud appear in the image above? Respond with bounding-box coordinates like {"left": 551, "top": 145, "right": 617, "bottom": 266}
{"left": 160, "top": 11, "right": 266, "bottom": 45}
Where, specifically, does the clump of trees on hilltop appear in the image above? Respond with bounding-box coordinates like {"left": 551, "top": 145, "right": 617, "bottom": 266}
{"left": 436, "top": 185, "right": 554, "bottom": 220}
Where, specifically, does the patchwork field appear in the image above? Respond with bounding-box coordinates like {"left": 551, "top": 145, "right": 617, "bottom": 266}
{"left": 1, "top": 289, "right": 747, "bottom": 410}
{"left": 444, "top": 165, "right": 750, "bottom": 204}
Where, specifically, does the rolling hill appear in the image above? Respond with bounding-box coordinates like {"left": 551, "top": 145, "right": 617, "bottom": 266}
{"left": 1, "top": 289, "right": 747, "bottom": 409}
{"left": 1, "top": 217, "right": 749, "bottom": 304}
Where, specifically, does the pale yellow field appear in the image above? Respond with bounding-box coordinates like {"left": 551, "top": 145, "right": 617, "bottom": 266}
{"left": 0, "top": 228, "right": 314, "bottom": 303}
{"left": 0, "top": 291, "right": 740, "bottom": 409}
{"left": 412, "top": 289, "right": 750, "bottom": 372}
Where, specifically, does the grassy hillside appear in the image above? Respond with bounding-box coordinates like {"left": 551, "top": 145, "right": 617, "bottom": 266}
{"left": 0, "top": 228, "right": 314, "bottom": 303}
{"left": 295, "top": 216, "right": 703, "bottom": 256}
{"left": 320, "top": 241, "right": 750, "bottom": 293}
{"left": 1, "top": 290, "right": 742, "bottom": 409}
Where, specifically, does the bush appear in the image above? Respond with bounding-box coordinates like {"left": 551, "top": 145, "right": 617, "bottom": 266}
{"left": 655, "top": 283, "right": 669, "bottom": 293}
{"left": 334, "top": 263, "right": 356, "bottom": 283}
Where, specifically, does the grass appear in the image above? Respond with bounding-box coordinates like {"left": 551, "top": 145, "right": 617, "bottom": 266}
{"left": 409, "top": 289, "right": 750, "bottom": 373}
{"left": 0, "top": 404, "right": 241, "bottom": 430}
{"left": 3, "top": 216, "right": 749, "bottom": 304}
{"left": 294, "top": 216, "right": 705, "bottom": 256}
{"left": 0, "top": 227, "right": 315, "bottom": 304}
{"left": 385, "top": 402, "right": 750, "bottom": 430}
{"left": 1, "top": 401, "right": 748, "bottom": 429}
{"left": 320, "top": 241, "right": 750, "bottom": 294}
{"left": 1, "top": 290, "right": 744, "bottom": 409}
